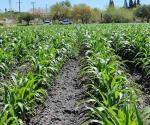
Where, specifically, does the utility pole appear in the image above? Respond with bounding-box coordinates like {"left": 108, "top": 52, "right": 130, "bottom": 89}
{"left": 31, "top": 1, "right": 35, "bottom": 13}
{"left": 9, "top": 0, "right": 12, "bottom": 11}
{"left": 45, "top": 4, "right": 48, "bottom": 19}
{"left": 46, "top": 4, "right": 48, "bottom": 14}
{"left": 17, "top": 0, "right": 22, "bottom": 13}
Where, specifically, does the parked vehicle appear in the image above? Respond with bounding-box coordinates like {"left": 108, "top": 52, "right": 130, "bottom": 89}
{"left": 43, "top": 20, "right": 52, "bottom": 25}
{"left": 60, "top": 19, "right": 73, "bottom": 25}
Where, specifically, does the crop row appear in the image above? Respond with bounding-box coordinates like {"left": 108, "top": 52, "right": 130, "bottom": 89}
{"left": 0, "top": 26, "right": 77, "bottom": 124}
{"left": 79, "top": 24, "right": 150, "bottom": 125}
{"left": 105, "top": 25, "right": 150, "bottom": 91}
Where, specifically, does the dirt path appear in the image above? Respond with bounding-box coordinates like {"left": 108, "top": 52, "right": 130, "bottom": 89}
{"left": 29, "top": 58, "right": 85, "bottom": 125}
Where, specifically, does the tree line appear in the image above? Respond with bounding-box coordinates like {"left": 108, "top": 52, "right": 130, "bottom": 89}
{"left": 43, "top": 0, "right": 150, "bottom": 23}
{"left": 46, "top": 0, "right": 150, "bottom": 23}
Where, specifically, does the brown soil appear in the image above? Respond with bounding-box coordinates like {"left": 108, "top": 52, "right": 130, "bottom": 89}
{"left": 28, "top": 58, "right": 85, "bottom": 125}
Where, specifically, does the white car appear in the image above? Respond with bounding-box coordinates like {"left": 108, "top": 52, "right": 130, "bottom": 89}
{"left": 60, "top": 19, "right": 73, "bottom": 25}
{"left": 43, "top": 20, "right": 52, "bottom": 25}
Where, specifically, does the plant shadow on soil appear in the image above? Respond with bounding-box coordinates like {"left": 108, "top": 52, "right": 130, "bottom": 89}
{"left": 27, "top": 57, "right": 86, "bottom": 125}
{"left": 123, "top": 59, "right": 150, "bottom": 106}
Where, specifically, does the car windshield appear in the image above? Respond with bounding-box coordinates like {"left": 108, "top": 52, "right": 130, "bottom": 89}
{"left": 63, "top": 20, "right": 69, "bottom": 22}
{"left": 44, "top": 21, "right": 50, "bottom": 23}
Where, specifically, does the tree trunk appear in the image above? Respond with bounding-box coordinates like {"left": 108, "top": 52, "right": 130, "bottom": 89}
{"left": 147, "top": 17, "right": 150, "bottom": 23}
{"left": 81, "top": 19, "right": 84, "bottom": 24}
{"left": 27, "top": 21, "right": 30, "bottom": 25}
{"left": 85, "top": 20, "right": 88, "bottom": 24}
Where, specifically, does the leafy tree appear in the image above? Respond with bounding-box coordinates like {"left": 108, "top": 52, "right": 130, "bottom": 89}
{"left": 0, "top": 11, "right": 19, "bottom": 20}
{"left": 50, "top": 0, "right": 72, "bottom": 20}
{"left": 103, "top": 7, "right": 134, "bottom": 23}
{"left": 91, "top": 8, "right": 102, "bottom": 23}
{"left": 72, "top": 4, "right": 92, "bottom": 23}
{"left": 60, "top": 0, "right": 71, "bottom": 7}
{"left": 103, "top": 13, "right": 112, "bottom": 23}
{"left": 135, "top": 5, "right": 150, "bottom": 22}
{"left": 18, "top": 13, "right": 35, "bottom": 25}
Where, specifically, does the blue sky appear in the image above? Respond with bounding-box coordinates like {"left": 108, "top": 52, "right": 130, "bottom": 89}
{"left": 0, "top": 0, "right": 150, "bottom": 12}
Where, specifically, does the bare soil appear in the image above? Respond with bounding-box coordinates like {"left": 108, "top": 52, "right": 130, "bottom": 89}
{"left": 124, "top": 61, "right": 150, "bottom": 108}
{"left": 28, "top": 58, "right": 85, "bottom": 125}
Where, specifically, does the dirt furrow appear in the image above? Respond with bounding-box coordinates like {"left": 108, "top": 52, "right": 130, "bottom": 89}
{"left": 28, "top": 58, "right": 85, "bottom": 125}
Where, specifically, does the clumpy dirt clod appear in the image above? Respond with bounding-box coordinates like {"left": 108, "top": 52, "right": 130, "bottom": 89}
{"left": 28, "top": 58, "right": 85, "bottom": 125}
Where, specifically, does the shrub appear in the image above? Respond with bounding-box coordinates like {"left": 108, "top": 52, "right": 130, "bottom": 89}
{"left": 18, "top": 13, "right": 35, "bottom": 25}
{"left": 134, "top": 5, "right": 150, "bottom": 22}
{"left": 103, "top": 7, "right": 134, "bottom": 23}
{"left": 103, "top": 13, "right": 112, "bottom": 23}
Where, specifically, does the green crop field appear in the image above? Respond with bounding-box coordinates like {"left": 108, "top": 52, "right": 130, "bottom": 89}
{"left": 0, "top": 24, "right": 150, "bottom": 125}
